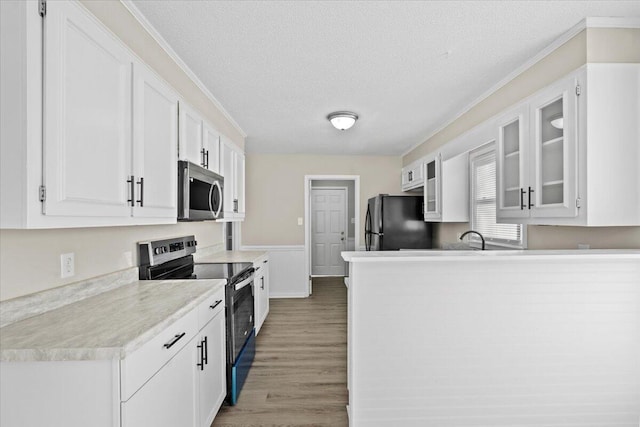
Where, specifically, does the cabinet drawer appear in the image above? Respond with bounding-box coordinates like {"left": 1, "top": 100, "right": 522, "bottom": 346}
{"left": 197, "top": 287, "right": 225, "bottom": 329}
{"left": 121, "top": 308, "right": 198, "bottom": 401}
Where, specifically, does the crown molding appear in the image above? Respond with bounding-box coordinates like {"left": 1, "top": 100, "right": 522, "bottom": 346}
{"left": 402, "top": 17, "right": 637, "bottom": 159}
{"left": 120, "top": 0, "right": 247, "bottom": 138}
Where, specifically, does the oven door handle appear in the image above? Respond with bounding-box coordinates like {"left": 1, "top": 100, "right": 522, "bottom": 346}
{"left": 233, "top": 275, "right": 254, "bottom": 292}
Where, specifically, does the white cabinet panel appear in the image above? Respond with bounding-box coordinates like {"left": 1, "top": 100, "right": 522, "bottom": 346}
{"left": 203, "top": 122, "right": 221, "bottom": 173}
{"left": 423, "top": 153, "right": 442, "bottom": 221}
{"left": 220, "top": 138, "right": 245, "bottom": 221}
{"left": 179, "top": 103, "right": 204, "bottom": 167}
{"left": 122, "top": 338, "right": 197, "bottom": 427}
{"left": 253, "top": 255, "right": 270, "bottom": 335}
{"left": 132, "top": 63, "right": 178, "bottom": 219}
{"left": 496, "top": 104, "right": 530, "bottom": 220}
{"left": 44, "top": 0, "right": 133, "bottom": 218}
{"left": 197, "top": 310, "right": 226, "bottom": 427}
{"left": 401, "top": 160, "right": 424, "bottom": 191}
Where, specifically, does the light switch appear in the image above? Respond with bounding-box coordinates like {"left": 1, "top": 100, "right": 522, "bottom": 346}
{"left": 297, "top": 217, "right": 303, "bottom": 226}
{"left": 351, "top": 218, "right": 355, "bottom": 224}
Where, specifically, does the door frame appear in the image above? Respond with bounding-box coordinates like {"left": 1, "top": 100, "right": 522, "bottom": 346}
{"left": 304, "top": 175, "right": 360, "bottom": 296}
{"left": 310, "top": 186, "right": 349, "bottom": 277}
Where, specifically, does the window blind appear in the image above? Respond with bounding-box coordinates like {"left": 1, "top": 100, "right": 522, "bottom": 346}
{"left": 471, "top": 149, "right": 523, "bottom": 247}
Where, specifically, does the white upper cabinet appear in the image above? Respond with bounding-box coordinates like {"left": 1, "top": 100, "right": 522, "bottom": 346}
{"left": 203, "top": 123, "right": 221, "bottom": 174}
{"left": 1, "top": 0, "right": 180, "bottom": 228}
{"left": 179, "top": 103, "right": 222, "bottom": 174}
{"left": 401, "top": 160, "right": 424, "bottom": 191}
{"left": 179, "top": 103, "right": 205, "bottom": 167}
{"left": 219, "top": 137, "right": 245, "bottom": 221}
{"left": 422, "top": 151, "right": 469, "bottom": 223}
{"left": 423, "top": 153, "right": 442, "bottom": 221}
{"left": 529, "top": 76, "right": 578, "bottom": 219}
{"left": 496, "top": 104, "right": 530, "bottom": 220}
{"left": 496, "top": 64, "right": 640, "bottom": 226}
{"left": 497, "top": 74, "right": 578, "bottom": 222}
{"left": 43, "top": 0, "right": 133, "bottom": 219}
{"left": 132, "top": 63, "right": 179, "bottom": 219}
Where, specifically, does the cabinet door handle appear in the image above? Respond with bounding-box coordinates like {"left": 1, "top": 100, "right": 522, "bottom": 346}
{"left": 261, "top": 276, "right": 264, "bottom": 290}
{"left": 254, "top": 266, "right": 261, "bottom": 272}
{"left": 163, "top": 332, "right": 186, "bottom": 349}
{"left": 127, "top": 176, "right": 135, "bottom": 207}
{"left": 196, "top": 339, "right": 204, "bottom": 371}
{"left": 520, "top": 188, "right": 526, "bottom": 210}
{"left": 528, "top": 186, "right": 534, "bottom": 209}
{"left": 233, "top": 199, "right": 238, "bottom": 213}
{"left": 203, "top": 336, "right": 208, "bottom": 365}
{"left": 209, "top": 299, "right": 222, "bottom": 310}
{"left": 201, "top": 148, "right": 206, "bottom": 167}
{"left": 205, "top": 150, "right": 210, "bottom": 169}
{"left": 263, "top": 260, "right": 268, "bottom": 264}
{"left": 136, "top": 177, "right": 144, "bottom": 207}
{"left": 408, "top": 171, "right": 413, "bottom": 181}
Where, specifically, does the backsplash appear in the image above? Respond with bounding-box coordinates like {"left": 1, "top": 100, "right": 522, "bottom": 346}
{"left": 0, "top": 222, "right": 224, "bottom": 302}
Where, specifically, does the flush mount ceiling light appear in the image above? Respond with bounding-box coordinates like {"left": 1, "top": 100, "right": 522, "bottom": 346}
{"left": 327, "top": 111, "right": 358, "bottom": 131}
{"left": 549, "top": 113, "right": 564, "bottom": 129}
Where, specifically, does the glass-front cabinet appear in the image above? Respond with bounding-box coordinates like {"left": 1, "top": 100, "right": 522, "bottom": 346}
{"left": 529, "top": 77, "right": 577, "bottom": 218}
{"left": 423, "top": 153, "right": 442, "bottom": 221}
{"left": 496, "top": 74, "right": 578, "bottom": 222}
{"left": 496, "top": 105, "right": 529, "bottom": 220}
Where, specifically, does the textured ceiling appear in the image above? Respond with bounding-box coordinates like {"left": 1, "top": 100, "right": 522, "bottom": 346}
{"left": 131, "top": 1, "right": 640, "bottom": 155}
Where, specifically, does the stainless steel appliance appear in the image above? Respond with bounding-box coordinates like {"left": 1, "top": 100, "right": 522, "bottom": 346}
{"left": 365, "top": 194, "right": 433, "bottom": 250}
{"left": 178, "top": 160, "right": 223, "bottom": 221}
{"left": 138, "top": 235, "right": 255, "bottom": 405}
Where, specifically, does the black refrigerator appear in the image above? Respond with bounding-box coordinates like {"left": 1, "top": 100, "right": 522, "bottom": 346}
{"left": 365, "top": 195, "right": 433, "bottom": 251}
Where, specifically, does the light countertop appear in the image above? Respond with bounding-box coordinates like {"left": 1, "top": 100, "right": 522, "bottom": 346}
{"left": 342, "top": 249, "right": 640, "bottom": 262}
{"left": 195, "top": 250, "right": 267, "bottom": 264}
{"left": 0, "top": 279, "right": 225, "bottom": 362}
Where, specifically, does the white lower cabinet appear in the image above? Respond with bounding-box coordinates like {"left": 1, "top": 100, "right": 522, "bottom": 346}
{"left": 197, "top": 309, "right": 227, "bottom": 427}
{"left": 253, "top": 255, "right": 270, "bottom": 335}
{"left": 122, "top": 338, "right": 197, "bottom": 427}
{"left": 0, "top": 289, "right": 227, "bottom": 427}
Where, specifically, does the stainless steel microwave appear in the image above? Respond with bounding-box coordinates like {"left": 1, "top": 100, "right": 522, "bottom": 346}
{"left": 178, "top": 160, "right": 224, "bottom": 221}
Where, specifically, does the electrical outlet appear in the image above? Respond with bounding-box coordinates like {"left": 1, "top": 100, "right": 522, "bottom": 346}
{"left": 577, "top": 244, "right": 590, "bottom": 250}
{"left": 351, "top": 218, "right": 355, "bottom": 224}
{"left": 456, "top": 233, "right": 462, "bottom": 240}
{"left": 297, "top": 217, "right": 303, "bottom": 226}
{"left": 60, "top": 253, "right": 75, "bottom": 278}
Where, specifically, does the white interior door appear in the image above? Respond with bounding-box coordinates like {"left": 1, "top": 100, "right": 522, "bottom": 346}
{"left": 311, "top": 188, "right": 347, "bottom": 276}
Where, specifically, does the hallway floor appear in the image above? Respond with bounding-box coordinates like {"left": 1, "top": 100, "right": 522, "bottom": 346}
{"left": 212, "top": 277, "right": 348, "bottom": 427}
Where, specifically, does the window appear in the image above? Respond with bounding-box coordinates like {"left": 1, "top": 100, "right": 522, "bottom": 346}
{"left": 469, "top": 144, "right": 525, "bottom": 249}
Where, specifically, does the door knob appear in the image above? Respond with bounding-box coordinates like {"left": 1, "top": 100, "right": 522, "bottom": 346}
{"left": 341, "top": 237, "right": 345, "bottom": 241}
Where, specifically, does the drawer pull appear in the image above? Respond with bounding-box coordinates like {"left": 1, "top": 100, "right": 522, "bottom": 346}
{"left": 163, "top": 332, "right": 186, "bottom": 349}
{"left": 209, "top": 300, "right": 222, "bottom": 310}
{"left": 263, "top": 260, "right": 268, "bottom": 264}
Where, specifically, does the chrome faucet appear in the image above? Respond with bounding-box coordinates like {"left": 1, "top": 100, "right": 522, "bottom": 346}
{"left": 460, "top": 230, "right": 485, "bottom": 250}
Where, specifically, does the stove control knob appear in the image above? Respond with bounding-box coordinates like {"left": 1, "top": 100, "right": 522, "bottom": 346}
{"left": 154, "top": 247, "right": 161, "bottom": 255}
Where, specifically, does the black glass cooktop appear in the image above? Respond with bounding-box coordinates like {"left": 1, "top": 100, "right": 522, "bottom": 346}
{"left": 192, "top": 262, "right": 253, "bottom": 282}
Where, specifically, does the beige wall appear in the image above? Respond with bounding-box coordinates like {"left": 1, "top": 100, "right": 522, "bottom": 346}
{"left": 0, "top": 222, "right": 223, "bottom": 301}
{"left": 403, "top": 27, "right": 640, "bottom": 250}
{"left": 242, "top": 153, "right": 401, "bottom": 246}
{"left": 0, "top": 2, "right": 241, "bottom": 301}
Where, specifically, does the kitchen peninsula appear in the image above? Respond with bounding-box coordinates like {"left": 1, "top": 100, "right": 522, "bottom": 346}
{"left": 342, "top": 250, "right": 640, "bottom": 427}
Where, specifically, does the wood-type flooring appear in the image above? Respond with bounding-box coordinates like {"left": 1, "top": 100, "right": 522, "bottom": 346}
{"left": 212, "top": 277, "right": 348, "bottom": 427}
